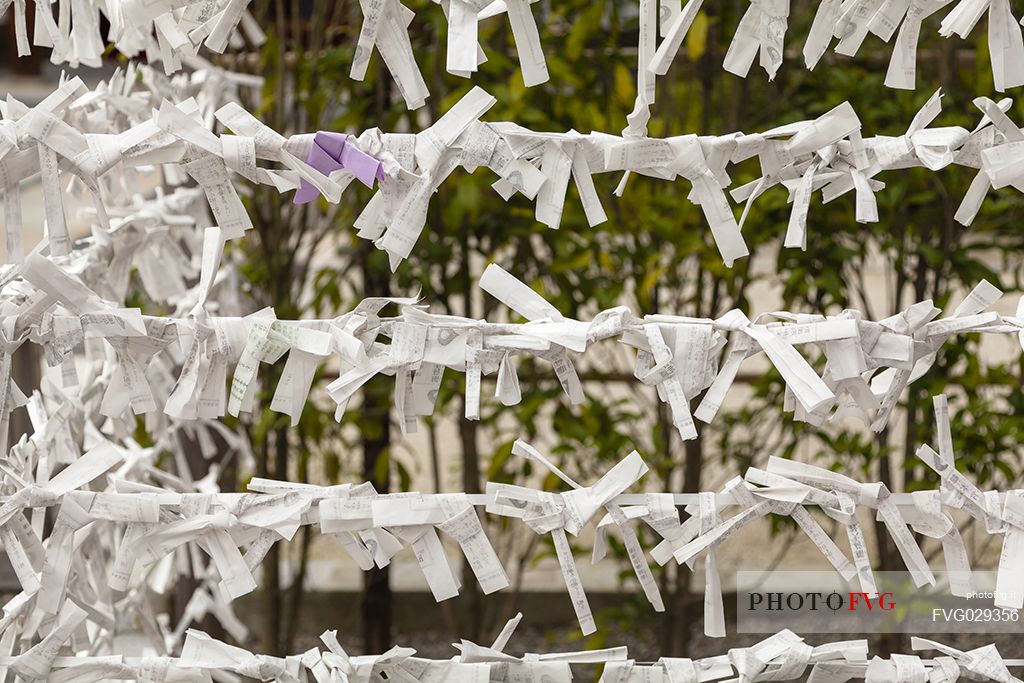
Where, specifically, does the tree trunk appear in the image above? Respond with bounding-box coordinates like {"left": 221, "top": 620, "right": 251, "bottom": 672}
{"left": 873, "top": 430, "right": 900, "bottom": 656}
{"left": 174, "top": 425, "right": 230, "bottom": 644}
{"left": 673, "top": 401, "right": 704, "bottom": 656}
{"left": 360, "top": 247, "right": 393, "bottom": 653}
{"left": 284, "top": 438, "right": 313, "bottom": 653}
{"left": 657, "top": 402, "right": 677, "bottom": 655}
{"left": 458, "top": 408, "right": 483, "bottom": 641}
{"left": 361, "top": 375, "right": 392, "bottom": 652}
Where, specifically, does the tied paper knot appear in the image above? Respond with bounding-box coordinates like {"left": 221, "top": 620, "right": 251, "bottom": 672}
{"left": 237, "top": 655, "right": 293, "bottom": 681}
{"left": 668, "top": 454, "right": 942, "bottom": 633}
{"left": 696, "top": 306, "right": 857, "bottom": 427}
{"left": 488, "top": 441, "right": 652, "bottom": 635}
{"left": 651, "top": 0, "right": 1024, "bottom": 95}
{"left": 912, "top": 639, "right": 1024, "bottom": 683}
{"left": 593, "top": 495, "right": 678, "bottom": 568}
{"left": 627, "top": 320, "right": 721, "bottom": 441}
{"left": 0, "top": 486, "right": 60, "bottom": 523}
{"left": 318, "top": 482, "right": 412, "bottom": 573}
{"left": 727, "top": 630, "right": 807, "bottom": 683}
{"left": 511, "top": 440, "right": 648, "bottom": 536}
{"left": 868, "top": 90, "right": 966, "bottom": 173}
{"left": 767, "top": 456, "right": 936, "bottom": 592}
{"left": 973, "top": 96, "right": 1024, "bottom": 227}
{"left": 180, "top": 629, "right": 296, "bottom": 682}
{"left": 865, "top": 654, "right": 928, "bottom": 683}
{"left": 909, "top": 394, "right": 982, "bottom": 597}
{"left": 214, "top": 103, "right": 334, "bottom": 199}
{"left": 229, "top": 491, "right": 311, "bottom": 540}
{"left": 0, "top": 120, "right": 18, "bottom": 150}
{"left": 744, "top": 466, "right": 858, "bottom": 582}
{"left": 293, "top": 132, "right": 386, "bottom": 204}
{"left": 667, "top": 479, "right": 780, "bottom": 637}
{"left": 128, "top": 505, "right": 259, "bottom": 601}
{"left": 3, "top": 0, "right": 266, "bottom": 75}
{"left": 723, "top": 0, "right": 790, "bottom": 81}
{"left": 368, "top": 491, "right": 511, "bottom": 602}
{"left": 457, "top": 611, "right": 626, "bottom": 680}
{"left": 869, "top": 279, "right": 1003, "bottom": 433}
{"left": 316, "top": 628, "right": 419, "bottom": 683}
{"left": 604, "top": 630, "right": 865, "bottom": 681}
{"left": 10, "top": 602, "right": 89, "bottom": 680}
{"left": 0, "top": 441, "right": 122, "bottom": 526}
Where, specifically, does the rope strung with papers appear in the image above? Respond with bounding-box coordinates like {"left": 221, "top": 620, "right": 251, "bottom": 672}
{"left": 9, "top": 210, "right": 1024, "bottom": 444}
{"left": 5, "top": 75, "right": 1024, "bottom": 269}
{"left": 633, "top": 0, "right": 1024, "bottom": 132}
{"left": 6, "top": 0, "right": 1024, "bottom": 105}
{"left": 0, "top": 70, "right": 1018, "bottom": 434}
{"left": 5, "top": 52, "right": 1023, "bottom": 460}
{"left": 4, "top": 387, "right": 1023, "bottom": 641}
{"left": 15, "top": 619, "right": 1024, "bottom": 682}
{"left": 0, "top": 0, "right": 268, "bottom": 73}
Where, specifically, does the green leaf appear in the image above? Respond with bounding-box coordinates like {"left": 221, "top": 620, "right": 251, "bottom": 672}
{"left": 686, "top": 11, "right": 709, "bottom": 62}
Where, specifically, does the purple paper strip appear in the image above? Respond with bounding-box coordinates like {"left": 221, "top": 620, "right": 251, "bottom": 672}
{"left": 293, "top": 131, "right": 386, "bottom": 204}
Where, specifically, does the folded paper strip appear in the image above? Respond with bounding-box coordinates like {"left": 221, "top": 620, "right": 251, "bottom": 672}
{"left": 9, "top": 611, "right": 1022, "bottom": 682}
{"left": 8, "top": 74, "right": 1024, "bottom": 272}
{"left": 1, "top": 385, "right": 1021, "bottom": 642}
{"left": 5, "top": 0, "right": 1022, "bottom": 105}
{"left": 293, "top": 132, "right": 386, "bottom": 204}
